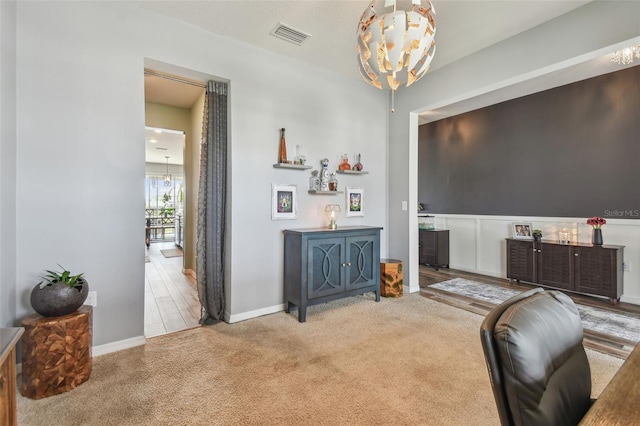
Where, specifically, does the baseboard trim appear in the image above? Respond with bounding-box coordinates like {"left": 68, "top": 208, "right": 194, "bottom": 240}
{"left": 450, "top": 265, "right": 505, "bottom": 280}
{"left": 16, "top": 335, "right": 146, "bottom": 375}
{"left": 183, "top": 268, "right": 196, "bottom": 280}
{"left": 92, "top": 335, "right": 146, "bottom": 357}
{"left": 621, "top": 294, "right": 640, "bottom": 305}
{"left": 406, "top": 283, "right": 420, "bottom": 293}
{"left": 227, "top": 304, "right": 284, "bottom": 323}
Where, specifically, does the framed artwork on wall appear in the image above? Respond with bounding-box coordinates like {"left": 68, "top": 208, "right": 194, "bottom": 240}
{"left": 512, "top": 222, "right": 533, "bottom": 239}
{"left": 272, "top": 184, "right": 297, "bottom": 220}
{"left": 345, "top": 187, "right": 364, "bottom": 217}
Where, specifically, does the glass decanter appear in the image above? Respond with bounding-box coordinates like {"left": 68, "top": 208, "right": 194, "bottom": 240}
{"left": 352, "top": 153, "right": 364, "bottom": 171}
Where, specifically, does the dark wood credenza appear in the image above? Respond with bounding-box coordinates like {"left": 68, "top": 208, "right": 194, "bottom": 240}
{"left": 419, "top": 229, "right": 449, "bottom": 270}
{"left": 284, "top": 226, "right": 382, "bottom": 322}
{"left": 506, "top": 238, "right": 624, "bottom": 303}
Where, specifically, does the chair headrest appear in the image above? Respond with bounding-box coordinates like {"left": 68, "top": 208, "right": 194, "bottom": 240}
{"left": 493, "top": 290, "right": 591, "bottom": 425}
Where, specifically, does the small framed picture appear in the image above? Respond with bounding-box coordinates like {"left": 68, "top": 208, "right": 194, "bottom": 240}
{"left": 345, "top": 187, "right": 364, "bottom": 217}
{"left": 271, "top": 184, "right": 297, "bottom": 220}
{"left": 512, "top": 222, "right": 533, "bottom": 239}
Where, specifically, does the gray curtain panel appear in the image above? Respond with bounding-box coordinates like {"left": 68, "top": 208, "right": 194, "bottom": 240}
{"left": 196, "top": 81, "right": 227, "bottom": 324}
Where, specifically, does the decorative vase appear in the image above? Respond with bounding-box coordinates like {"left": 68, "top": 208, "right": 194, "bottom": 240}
{"left": 320, "top": 158, "right": 330, "bottom": 191}
{"left": 592, "top": 228, "right": 603, "bottom": 246}
{"left": 338, "top": 154, "right": 351, "bottom": 171}
{"left": 278, "top": 128, "right": 287, "bottom": 164}
{"left": 353, "top": 153, "right": 364, "bottom": 171}
{"left": 308, "top": 170, "right": 320, "bottom": 191}
{"left": 30, "top": 279, "right": 89, "bottom": 317}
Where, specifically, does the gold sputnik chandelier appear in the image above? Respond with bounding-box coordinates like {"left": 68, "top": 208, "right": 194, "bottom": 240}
{"left": 356, "top": 0, "right": 436, "bottom": 112}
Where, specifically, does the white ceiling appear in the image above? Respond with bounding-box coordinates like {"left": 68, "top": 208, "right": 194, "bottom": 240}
{"left": 140, "top": 1, "right": 636, "bottom": 134}
{"left": 135, "top": 0, "right": 593, "bottom": 82}
{"left": 145, "top": 126, "right": 185, "bottom": 165}
{"left": 144, "top": 73, "right": 205, "bottom": 109}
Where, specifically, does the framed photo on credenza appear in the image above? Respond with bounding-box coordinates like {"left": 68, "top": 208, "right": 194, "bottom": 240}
{"left": 512, "top": 222, "right": 532, "bottom": 239}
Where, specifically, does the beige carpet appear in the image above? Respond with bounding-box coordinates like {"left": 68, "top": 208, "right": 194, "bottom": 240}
{"left": 17, "top": 294, "right": 623, "bottom": 425}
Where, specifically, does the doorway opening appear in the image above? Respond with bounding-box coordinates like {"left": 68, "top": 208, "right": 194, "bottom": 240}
{"left": 144, "top": 67, "right": 206, "bottom": 337}
{"left": 144, "top": 126, "right": 198, "bottom": 337}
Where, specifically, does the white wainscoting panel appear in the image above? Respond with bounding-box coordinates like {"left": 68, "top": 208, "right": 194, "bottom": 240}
{"left": 442, "top": 217, "right": 478, "bottom": 272}
{"left": 475, "top": 218, "right": 512, "bottom": 278}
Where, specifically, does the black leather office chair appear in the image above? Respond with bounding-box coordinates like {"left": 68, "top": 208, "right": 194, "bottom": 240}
{"left": 480, "top": 288, "right": 592, "bottom": 426}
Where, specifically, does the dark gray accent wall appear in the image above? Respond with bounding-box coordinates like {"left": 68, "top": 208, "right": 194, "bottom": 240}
{"left": 418, "top": 65, "right": 640, "bottom": 219}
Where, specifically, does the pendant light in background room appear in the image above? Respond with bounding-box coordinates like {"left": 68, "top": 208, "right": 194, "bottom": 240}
{"left": 611, "top": 45, "right": 640, "bottom": 65}
{"left": 163, "top": 156, "right": 172, "bottom": 187}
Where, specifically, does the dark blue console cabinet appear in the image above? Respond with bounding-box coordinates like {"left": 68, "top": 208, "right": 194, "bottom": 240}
{"left": 283, "top": 226, "right": 382, "bottom": 322}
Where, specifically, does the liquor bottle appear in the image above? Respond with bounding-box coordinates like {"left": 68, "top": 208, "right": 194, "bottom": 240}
{"left": 309, "top": 170, "right": 320, "bottom": 191}
{"left": 294, "top": 144, "right": 306, "bottom": 165}
{"left": 338, "top": 154, "right": 351, "bottom": 171}
{"left": 329, "top": 173, "right": 338, "bottom": 191}
{"left": 278, "top": 128, "right": 287, "bottom": 164}
{"left": 320, "top": 158, "right": 330, "bottom": 191}
{"left": 353, "top": 153, "right": 364, "bottom": 171}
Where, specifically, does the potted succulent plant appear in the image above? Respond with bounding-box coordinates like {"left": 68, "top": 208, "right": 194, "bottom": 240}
{"left": 532, "top": 229, "right": 543, "bottom": 241}
{"left": 30, "top": 265, "right": 89, "bottom": 317}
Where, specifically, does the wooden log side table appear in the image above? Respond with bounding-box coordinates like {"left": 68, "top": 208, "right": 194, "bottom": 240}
{"left": 21, "top": 305, "right": 92, "bottom": 399}
{"left": 380, "top": 259, "right": 403, "bottom": 298}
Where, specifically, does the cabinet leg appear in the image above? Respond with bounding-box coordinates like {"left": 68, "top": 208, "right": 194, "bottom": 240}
{"left": 298, "top": 307, "right": 307, "bottom": 323}
{"left": 375, "top": 289, "right": 380, "bottom": 302}
{"left": 285, "top": 301, "right": 292, "bottom": 314}
{"left": 610, "top": 298, "right": 620, "bottom": 305}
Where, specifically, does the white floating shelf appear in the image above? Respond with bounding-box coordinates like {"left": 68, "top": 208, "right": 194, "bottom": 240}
{"left": 273, "top": 163, "right": 312, "bottom": 170}
{"left": 308, "top": 190, "right": 343, "bottom": 195}
{"left": 336, "top": 170, "right": 369, "bottom": 175}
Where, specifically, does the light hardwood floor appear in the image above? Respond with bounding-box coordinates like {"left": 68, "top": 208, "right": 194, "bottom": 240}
{"left": 145, "top": 241, "right": 200, "bottom": 337}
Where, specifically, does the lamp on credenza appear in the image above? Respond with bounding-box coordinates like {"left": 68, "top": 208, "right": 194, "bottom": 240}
{"left": 324, "top": 204, "right": 341, "bottom": 230}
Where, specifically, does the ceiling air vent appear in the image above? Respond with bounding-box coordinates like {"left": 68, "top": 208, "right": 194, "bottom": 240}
{"left": 270, "top": 22, "right": 311, "bottom": 46}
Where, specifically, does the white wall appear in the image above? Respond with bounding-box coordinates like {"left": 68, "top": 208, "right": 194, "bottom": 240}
{"left": 12, "top": 2, "right": 387, "bottom": 349}
{"left": 388, "top": 1, "right": 640, "bottom": 296}
{"left": 187, "top": 92, "right": 205, "bottom": 275}
{"left": 0, "top": 0, "right": 17, "bottom": 328}
{"left": 227, "top": 66, "right": 388, "bottom": 321}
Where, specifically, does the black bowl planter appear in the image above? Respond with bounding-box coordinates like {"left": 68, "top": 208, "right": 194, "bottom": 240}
{"left": 30, "top": 278, "right": 89, "bottom": 317}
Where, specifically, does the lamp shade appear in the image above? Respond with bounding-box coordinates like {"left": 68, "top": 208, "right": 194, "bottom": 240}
{"left": 356, "top": 0, "right": 436, "bottom": 91}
